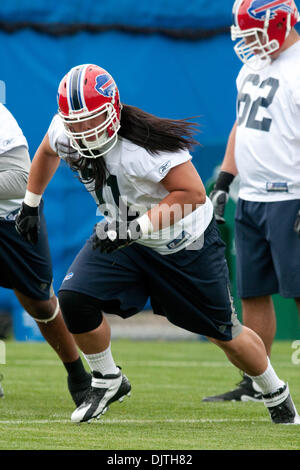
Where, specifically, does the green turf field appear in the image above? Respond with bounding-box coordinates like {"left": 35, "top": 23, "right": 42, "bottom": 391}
{"left": 0, "top": 339, "right": 299, "bottom": 450}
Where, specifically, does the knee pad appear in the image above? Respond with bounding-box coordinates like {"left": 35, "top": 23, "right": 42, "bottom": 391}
{"left": 58, "top": 290, "right": 103, "bottom": 334}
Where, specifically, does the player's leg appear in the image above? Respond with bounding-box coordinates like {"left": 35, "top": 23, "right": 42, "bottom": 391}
{"left": 0, "top": 208, "right": 92, "bottom": 406}
{"left": 58, "top": 290, "right": 132, "bottom": 423}
{"left": 204, "top": 296, "right": 277, "bottom": 403}
{"left": 234, "top": 200, "right": 300, "bottom": 401}
{"left": 242, "top": 296, "right": 276, "bottom": 357}
{"left": 146, "top": 217, "right": 299, "bottom": 423}
{"left": 208, "top": 326, "right": 268, "bottom": 376}
{"left": 203, "top": 201, "right": 279, "bottom": 402}
{"left": 205, "top": 211, "right": 300, "bottom": 423}
{"left": 208, "top": 326, "right": 299, "bottom": 424}
{"left": 13, "top": 289, "right": 91, "bottom": 406}
{"left": 55, "top": 235, "right": 148, "bottom": 422}
{"left": 14, "top": 289, "right": 78, "bottom": 359}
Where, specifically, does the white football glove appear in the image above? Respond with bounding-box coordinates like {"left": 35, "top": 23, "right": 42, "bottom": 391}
{"left": 209, "top": 189, "right": 229, "bottom": 224}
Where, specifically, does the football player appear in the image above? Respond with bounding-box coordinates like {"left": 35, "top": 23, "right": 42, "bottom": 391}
{"left": 0, "top": 103, "right": 90, "bottom": 406}
{"left": 16, "top": 63, "right": 299, "bottom": 424}
{"left": 205, "top": 0, "right": 300, "bottom": 402}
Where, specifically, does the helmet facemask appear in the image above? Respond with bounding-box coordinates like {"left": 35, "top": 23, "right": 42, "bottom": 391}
{"left": 231, "top": 24, "right": 279, "bottom": 70}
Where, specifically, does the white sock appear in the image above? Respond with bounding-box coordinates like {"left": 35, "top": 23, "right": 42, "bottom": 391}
{"left": 83, "top": 343, "right": 119, "bottom": 376}
{"left": 249, "top": 358, "right": 285, "bottom": 395}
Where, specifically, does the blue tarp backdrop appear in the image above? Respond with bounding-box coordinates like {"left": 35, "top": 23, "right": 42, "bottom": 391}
{"left": 0, "top": 0, "right": 233, "bottom": 29}
{"left": 0, "top": 0, "right": 243, "bottom": 312}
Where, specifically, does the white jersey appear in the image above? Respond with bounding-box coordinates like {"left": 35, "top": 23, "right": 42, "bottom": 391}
{"left": 48, "top": 114, "right": 213, "bottom": 254}
{"left": 0, "top": 104, "right": 30, "bottom": 217}
{"left": 235, "top": 40, "right": 300, "bottom": 202}
{"left": 0, "top": 104, "right": 28, "bottom": 154}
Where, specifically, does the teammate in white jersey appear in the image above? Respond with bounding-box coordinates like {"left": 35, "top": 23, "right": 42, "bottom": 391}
{"left": 205, "top": 0, "right": 300, "bottom": 403}
{"left": 15, "top": 63, "right": 299, "bottom": 424}
{"left": 0, "top": 104, "right": 91, "bottom": 404}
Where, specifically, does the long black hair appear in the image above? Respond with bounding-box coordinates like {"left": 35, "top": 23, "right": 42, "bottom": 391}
{"left": 66, "top": 104, "right": 200, "bottom": 191}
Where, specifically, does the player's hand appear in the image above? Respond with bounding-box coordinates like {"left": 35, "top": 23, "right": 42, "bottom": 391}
{"left": 209, "top": 188, "right": 229, "bottom": 224}
{"left": 294, "top": 209, "right": 300, "bottom": 238}
{"left": 92, "top": 219, "right": 143, "bottom": 254}
{"left": 15, "top": 202, "right": 40, "bottom": 244}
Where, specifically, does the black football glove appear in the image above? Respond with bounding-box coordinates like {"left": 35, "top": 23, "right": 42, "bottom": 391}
{"left": 92, "top": 219, "right": 143, "bottom": 254}
{"left": 15, "top": 202, "right": 40, "bottom": 245}
{"left": 294, "top": 209, "right": 300, "bottom": 238}
{"left": 209, "top": 171, "right": 235, "bottom": 224}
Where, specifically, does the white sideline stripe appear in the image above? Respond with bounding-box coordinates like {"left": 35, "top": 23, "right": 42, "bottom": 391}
{"left": 0, "top": 418, "right": 269, "bottom": 425}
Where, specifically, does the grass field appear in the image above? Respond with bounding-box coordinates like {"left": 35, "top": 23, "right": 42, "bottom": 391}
{"left": 0, "top": 339, "right": 299, "bottom": 450}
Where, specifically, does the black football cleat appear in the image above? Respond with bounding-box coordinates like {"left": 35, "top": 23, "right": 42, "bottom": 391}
{"left": 202, "top": 374, "right": 263, "bottom": 402}
{"left": 263, "top": 384, "right": 300, "bottom": 424}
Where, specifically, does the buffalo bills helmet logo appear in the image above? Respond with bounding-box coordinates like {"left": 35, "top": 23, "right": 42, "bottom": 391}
{"left": 95, "top": 73, "right": 115, "bottom": 98}
{"left": 248, "top": 0, "right": 293, "bottom": 21}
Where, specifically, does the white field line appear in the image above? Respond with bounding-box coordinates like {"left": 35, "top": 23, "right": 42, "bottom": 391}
{"left": 0, "top": 417, "right": 269, "bottom": 425}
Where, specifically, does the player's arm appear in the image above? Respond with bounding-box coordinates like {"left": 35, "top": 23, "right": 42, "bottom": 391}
{"left": 209, "top": 120, "right": 238, "bottom": 224}
{"left": 145, "top": 160, "right": 206, "bottom": 232}
{"left": 219, "top": 120, "right": 238, "bottom": 176}
{"left": 15, "top": 133, "right": 60, "bottom": 244}
{"left": 27, "top": 133, "right": 61, "bottom": 196}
